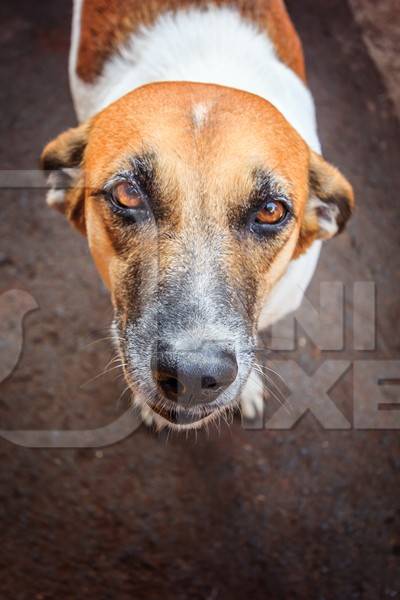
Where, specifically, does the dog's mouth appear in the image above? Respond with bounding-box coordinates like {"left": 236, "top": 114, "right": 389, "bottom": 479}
{"left": 120, "top": 366, "right": 226, "bottom": 428}
{"left": 149, "top": 401, "right": 219, "bottom": 426}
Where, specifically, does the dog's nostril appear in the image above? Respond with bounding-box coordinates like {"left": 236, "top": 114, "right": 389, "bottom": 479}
{"left": 157, "top": 372, "right": 185, "bottom": 400}
{"left": 152, "top": 346, "right": 238, "bottom": 406}
{"left": 201, "top": 375, "right": 218, "bottom": 390}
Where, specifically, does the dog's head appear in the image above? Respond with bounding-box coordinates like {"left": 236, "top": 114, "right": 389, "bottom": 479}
{"left": 41, "top": 83, "right": 353, "bottom": 429}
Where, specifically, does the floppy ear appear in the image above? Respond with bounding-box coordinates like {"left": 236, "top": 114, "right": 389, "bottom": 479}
{"left": 40, "top": 122, "right": 90, "bottom": 234}
{"left": 296, "top": 150, "right": 354, "bottom": 255}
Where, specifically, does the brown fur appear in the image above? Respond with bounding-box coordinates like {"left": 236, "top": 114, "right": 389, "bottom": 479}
{"left": 77, "top": 0, "right": 305, "bottom": 84}
{"left": 86, "top": 83, "right": 307, "bottom": 309}
{"left": 294, "top": 152, "right": 355, "bottom": 258}
{"left": 41, "top": 83, "right": 353, "bottom": 316}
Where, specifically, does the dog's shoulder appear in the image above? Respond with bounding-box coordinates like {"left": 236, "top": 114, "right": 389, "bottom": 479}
{"left": 74, "top": 0, "right": 305, "bottom": 84}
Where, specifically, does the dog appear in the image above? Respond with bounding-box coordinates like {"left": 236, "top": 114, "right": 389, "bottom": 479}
{"left": 41, "top": 0, "right": 354, "bottom": 430}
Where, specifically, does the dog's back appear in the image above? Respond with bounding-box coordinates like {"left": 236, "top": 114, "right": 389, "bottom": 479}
{"left": 72, "top": 0, "right": 305, "bottom": 84}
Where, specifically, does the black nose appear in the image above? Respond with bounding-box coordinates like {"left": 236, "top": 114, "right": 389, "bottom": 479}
{"left": 152, "top": 345, "right": 238, "bottom": 405}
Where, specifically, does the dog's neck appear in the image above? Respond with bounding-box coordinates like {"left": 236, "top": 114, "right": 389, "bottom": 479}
{"left": 70, "top": 5, "right": 320, "bottom": 152}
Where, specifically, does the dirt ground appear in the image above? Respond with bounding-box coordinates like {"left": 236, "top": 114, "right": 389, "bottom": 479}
{"left": 0, "top": 0, "right": 399, "bottom": 598}
{"left": 350, "top": 0, "right": 400, "bottom": 118}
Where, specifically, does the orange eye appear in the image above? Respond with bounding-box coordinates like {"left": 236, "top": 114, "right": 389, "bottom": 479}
{"left": 113, "top": 182, "right": 143, "bottom": 209}
{"left": 255, "top": 200, "right": 287, "bottom": 225}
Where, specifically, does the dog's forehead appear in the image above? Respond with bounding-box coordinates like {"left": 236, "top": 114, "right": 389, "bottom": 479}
{"left": 85, "top": 83, "right": 309, "bottom": 194}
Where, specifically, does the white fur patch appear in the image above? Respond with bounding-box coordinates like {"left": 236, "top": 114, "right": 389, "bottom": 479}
{"left": 69, "top": 0, "right": 86, "bottom": 121}
{"left": 257, "top": 240, "right": 322, "bottom": 330}
{"left": 46, "top": 189, "right": 66, "bottom": 208}
{"left": 240, "top": 369, "right": 264, "bottom": 420}
{"left": 192, "top": 102, "right": 211, "bottom": 129}
{"left": 309, "top": 196, "right": 340, "bottom": 238}
{"left": 45, "top": 167, "right": 81, "bottom": 209}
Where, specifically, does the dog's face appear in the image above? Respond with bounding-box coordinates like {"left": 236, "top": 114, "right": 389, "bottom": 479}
{"left": 42, "top": 82, "right": 353, "bottom": 428}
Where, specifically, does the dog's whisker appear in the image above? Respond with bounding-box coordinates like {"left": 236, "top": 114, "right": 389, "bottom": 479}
{"left": 250, "top": 369, "right": 287, "bottom": 408}
{"left": 253, "top": 361, "right": 287, "bottom": 394}
{"left": 253, "top": 361, "right": 288, "bottom": 389}
{"left": 81, "top": 357, "right": 127, "bottom": 388}
{"left": 248, "top": 369, "right": 291, "bottom": 413}
{"left": 82, "top": 335, "right": 124, "bottom": 350}
{"left": 116, "top": 384, "right": 133, "bottom": 411}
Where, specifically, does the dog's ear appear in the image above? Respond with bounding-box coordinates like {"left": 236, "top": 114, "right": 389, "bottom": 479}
{"left": 40, "top": 122, "right": 90, "bottom": 234}
{"left": 296, "top": 150, "right": 354, "bottom": 255}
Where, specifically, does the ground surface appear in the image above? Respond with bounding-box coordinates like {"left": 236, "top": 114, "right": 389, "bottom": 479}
{"left": 0, "top": 1, "right": 399, "bottom": 599}
{"left": 350, "top": 0, "right": 400, "bottom": 118}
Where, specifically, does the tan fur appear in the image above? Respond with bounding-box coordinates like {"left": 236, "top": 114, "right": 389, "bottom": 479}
{"left": 77, "top": 0, "right": 305, "bottom": 83}
{"left": 83, "top": 84, "right": 305, "bottom": 305}
{"left": 42, "top": 83, "right": 353, "bottom": 325}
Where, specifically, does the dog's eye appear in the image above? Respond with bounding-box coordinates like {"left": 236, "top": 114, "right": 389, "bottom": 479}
{"left": 112, "top": 182, "right": 144, "bottom": 209}
{"left": 255, "top": 200, "right": 287, "bottom": 225}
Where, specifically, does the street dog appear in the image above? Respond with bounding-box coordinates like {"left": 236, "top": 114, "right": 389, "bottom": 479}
{"left": 41, "top": 0, "right": 354, "bottom": 429}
